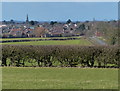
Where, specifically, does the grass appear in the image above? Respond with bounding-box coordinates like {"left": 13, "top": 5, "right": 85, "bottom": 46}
{"left": 1, "top": 39, "right": 92, "bottom": 45}
{"left": 2, "top": 67, "right": 118, "bottom": 89}
{"left": 0, "top": 36, "right": 80, "bottom": 41}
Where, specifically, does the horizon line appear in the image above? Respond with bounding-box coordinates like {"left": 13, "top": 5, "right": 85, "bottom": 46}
{"left": 1, "top": 19, "right": 118, "bottom": 22}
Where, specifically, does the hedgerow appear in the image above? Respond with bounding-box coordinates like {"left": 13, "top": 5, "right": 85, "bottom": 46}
{"left": 1, "top": 45, "right": 120, "bottom": 68}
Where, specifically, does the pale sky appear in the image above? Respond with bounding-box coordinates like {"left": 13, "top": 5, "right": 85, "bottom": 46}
{"left": 1, "top": 2, "right": 118, "bottom": 21}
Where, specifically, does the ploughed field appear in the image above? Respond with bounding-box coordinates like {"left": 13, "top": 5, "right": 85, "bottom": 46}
{"left": 2, "top": 67, "right": 118, "bottom": 89}
{"left": 0, "top": 37, "right": 92, "bottom": 45}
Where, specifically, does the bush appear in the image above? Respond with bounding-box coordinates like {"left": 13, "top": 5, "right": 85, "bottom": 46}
{"left": 1, "top": 45, "right": 120, "bottom": 68}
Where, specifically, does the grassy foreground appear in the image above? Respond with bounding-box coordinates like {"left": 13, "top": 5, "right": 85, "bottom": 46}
{"left": 2, "top": 67, "right": 118, "bottom": 89}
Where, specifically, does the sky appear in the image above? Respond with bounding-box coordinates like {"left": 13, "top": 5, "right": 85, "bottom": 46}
{"left": 1, "top": 0, "right": 119, "bottom": 2}
{"left": 2, "top": 2, "right": 118, "bottom": 21}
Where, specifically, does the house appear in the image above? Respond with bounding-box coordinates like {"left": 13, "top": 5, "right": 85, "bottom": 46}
{"left": 0, "top": 25, "right": 7, "bottom": 28}
{"left": 24, "top": 28, "right": 35, "bottom": 37}
{"left": 95, "top": 31, "right": 102, "bottom": 37}
{"left": 9, "top": 28, "right": 22, "bottom": 37}
{"left": 34, "top": 27, "right": 48, "bottom": 37}
{"left": 50, "top": 32, "right": 62, "bottom": 37}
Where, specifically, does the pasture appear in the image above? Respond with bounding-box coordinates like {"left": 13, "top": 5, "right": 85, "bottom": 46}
{"left": 1, "top": 37, "right": 118, "bottom": 90}
{"left": 2, "top": 67, "right": 118, "bottom": 89}
{"left": 1, "top": 39, "right": 92, "bottom": 45}
{"left": 0, "top": 37, "right": 80, "bottom": 41}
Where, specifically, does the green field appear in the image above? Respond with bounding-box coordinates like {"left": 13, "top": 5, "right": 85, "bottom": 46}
{"left": 2, "top": 67, "right": 118, "bottom": 89}
{"left": 1, "top": 39, "right": 92, "bottom": 45}
{"left": 0, "top": 37, "right": 80, "bottom": 41}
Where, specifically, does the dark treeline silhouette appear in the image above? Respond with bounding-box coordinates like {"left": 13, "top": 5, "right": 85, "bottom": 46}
{"left": 1, "top": 45, "right": 119, "bottom": 68}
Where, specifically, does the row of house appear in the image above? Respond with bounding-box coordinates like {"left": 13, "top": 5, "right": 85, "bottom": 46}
{"left": 2, "top": 19, "right": 109, "bottom": 38}
{"left": 1, "top": 21, "right": 86, "bottom": 38}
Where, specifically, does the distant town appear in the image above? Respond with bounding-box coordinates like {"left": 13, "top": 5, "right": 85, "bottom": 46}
{"left": 0, "top": 14, "right": 118, "bottom": 45}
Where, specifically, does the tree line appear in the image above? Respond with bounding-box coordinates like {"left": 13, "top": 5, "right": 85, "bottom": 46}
{"left": 1, "top": 45, "right": 120, "bottom": 68}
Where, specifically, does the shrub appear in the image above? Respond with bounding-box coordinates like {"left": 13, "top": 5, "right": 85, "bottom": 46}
{"left": 1, "top": 45, "right": 119, "bottom": 68}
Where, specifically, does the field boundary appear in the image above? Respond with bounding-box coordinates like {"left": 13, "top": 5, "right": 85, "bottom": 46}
{"left": 0, "top": 37, "right": 81, "bottom": 43}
